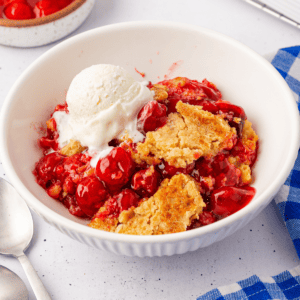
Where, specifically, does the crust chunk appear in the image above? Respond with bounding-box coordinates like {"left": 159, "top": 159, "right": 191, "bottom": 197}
{"left": 136, "top": 101, "right": 236, "bottom": 168}
{"left": 88, "top": 174, "right": 205, "bottom": 235}
{"left": 228, "top": 120, "right": 259, "bottom": 184}
{"left": 88, "top": 207, "right": 118, "bottom": 232}
{"left": 116, "top": 174, "right": 205, "bottom": 235}
{"left": 151, "top": 84, "right": 168, "bottom": 101}
{"left": 60, "top": 139, "right": 86, "bottom": 157}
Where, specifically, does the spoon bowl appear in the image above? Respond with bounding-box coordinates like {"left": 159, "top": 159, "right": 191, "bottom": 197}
{"left": 0, "top": 178, "right": 51, "bottom": 299}
{"left": 0, "top": 178, "right": 33, "bottom": 257}
{"left": 0, "top": 265, "right": 28, "bottom": 300}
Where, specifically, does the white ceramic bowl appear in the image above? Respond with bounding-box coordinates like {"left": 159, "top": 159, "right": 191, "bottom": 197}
{"left": 0, "top": 0, "right": 95, "bottom": 47}
{"left": 0, "top": 21, "right": 299, "bottom": 257}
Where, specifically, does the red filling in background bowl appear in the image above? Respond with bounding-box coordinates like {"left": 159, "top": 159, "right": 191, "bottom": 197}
{"left": 0, "top": 0, "right": 76, "bottom": 20}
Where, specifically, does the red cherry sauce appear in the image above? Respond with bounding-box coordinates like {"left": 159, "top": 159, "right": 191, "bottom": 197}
{"left": 131, "top": 166, "right": 161, "bottom": 197}
{"left": 95, "top": 147, "right": 135, "bottom": 192}
{"left": 76, "top": 177, "right": 108, "bottom": 217}
{"left": 94, "top": 189, "right": 140, "bottom": 220}
{"left": 156, "top": 77, "right": 222, "bottom": 114}
{"left": 33, "top": 151, "right": 94, "bottom": 218}
{"left": 137, "top": 100, "right": 167, "bottom": 135}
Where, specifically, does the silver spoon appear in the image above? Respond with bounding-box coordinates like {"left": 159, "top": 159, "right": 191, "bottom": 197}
{"left": 0, "top": 178, "right": 52, "bottom": 300}
{"left": 0, "top": 265, "right": 28, "bottom": 300}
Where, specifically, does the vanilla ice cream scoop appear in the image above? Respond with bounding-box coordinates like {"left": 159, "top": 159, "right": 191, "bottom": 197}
{"left": 67, "top": 64, "right": 146, "bottom": 120}
{"left": 53, "top": 64, "right": 153, "bottom": 166}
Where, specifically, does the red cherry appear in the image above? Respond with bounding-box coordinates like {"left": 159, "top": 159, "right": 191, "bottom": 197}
{"left": 189, "top": 99, "right": 219, "bottom": 114}
{"left": 115, "top": 189, "right": 140, "bottom": 212}
{"left": 4, "top": 2, "right": 33, "bottom": 20}
{"left": 137, "top": 101, "right": 167, "bottom": 135}
{"left": 211, "top": 186, "right": 255, "bottom": 217}
{"left": 216, "top": 102, "right": 246, "bottom": 137}
{"left": 187, "top": 210, "right": 217, "bottom": 230}
{"left": 210, "top": 154, "right": 229, "bottom": 175}
{"left": 217, "top": 102, "right": 246, "bottom": 120}
{"left": 34, "top": 0, "right": 60, "bottom": 18}
{"left": 3, "top": 0, "right": 26, "bottom": 6}
{"left": 64, "top": 195, "right": 88, "bottom": 218}
{"left": 34, "top": 152, "right": 64, "bottom": 187}
{"left": 39, "top": 137, "right": 59, "bottom": 151}
{"left": 231, "top": 140, "right": 258, "bottom": 167}
{"left": 76, "top": 177, "right": 108, "bottom": 217}
{"left": 99, "top": 189, "right": 140, "bottom": 218}
{"left": 131, "top": 166, "right": 161, "bottom": 197}
{"left": 199, "top": 211, "right": 217, "bottom": 226}
{"left": 158, "top": 160, "right": 195, "bottom": 179}
{"left": 214, "top": 164, "right": 241, "bottom": 189}
{"left": 200, "top": 79, "right": 222, "bottom": 101}
{"left": 95, "top": 147, "right": 135, "bottom": 188}
{"left": 63, "top": 176, "right": 76, "bottom": 195}
{"left": 193, "top": 157, "right": 213, "bottom": 179}
{"left": 54, "top": 102, "right": 69, "bottom": 113}
{"left": 63, "top": 153, "right": 84, "bottom": 173}
{"left": 57, "top": 0, "right": 73, "bottom": 9}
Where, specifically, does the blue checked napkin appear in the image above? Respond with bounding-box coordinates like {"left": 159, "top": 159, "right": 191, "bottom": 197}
{"left": 198, "top": 46, "right": 300, "bottom": 300}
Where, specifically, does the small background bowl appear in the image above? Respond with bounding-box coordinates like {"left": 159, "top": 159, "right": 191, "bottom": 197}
{"left": 0, "top": 0, "right": 95, "bottom": 47}
{"left": 0, "top": 21, "right": 299, "bottom": 257}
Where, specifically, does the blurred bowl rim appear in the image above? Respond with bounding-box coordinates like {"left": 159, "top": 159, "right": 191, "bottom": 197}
{"left": 0, "top": 0, "right": 87, "bottom": 28}
{"left": 0, "top": 21, "right": 299, "bottom": 245}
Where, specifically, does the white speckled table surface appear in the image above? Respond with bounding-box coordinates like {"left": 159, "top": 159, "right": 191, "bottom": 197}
{"left": 1, "top": 1, "right": 300, "bottom": 299}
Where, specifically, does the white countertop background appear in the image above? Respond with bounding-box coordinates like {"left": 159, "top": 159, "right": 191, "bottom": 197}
{"left": 1, "top": 1, "right": 300, "bottom": 299}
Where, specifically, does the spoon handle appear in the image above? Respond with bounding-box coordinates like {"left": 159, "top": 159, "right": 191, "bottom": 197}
{"left": 18, "top": 253, "right": 52, "bottom": 300}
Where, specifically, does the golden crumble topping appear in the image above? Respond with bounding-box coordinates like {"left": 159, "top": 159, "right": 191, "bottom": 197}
{"left": 241, "top": 120, "right": 259, "bottom": 153}
{"left": 151, "top": 84, "right": 169, "bottom": 102}
{"left": 121, "top": 139, "right": 161, "bottom": 166}
{"left": 88, "top": 207, "right": 118, "bottom": 232}
{"left": 116, "top": 174, "right": 205, "bottom": 235}
{"left": 59, "top": 140, "right": 86, "bottom": 157}
{"left": 136, "top": 101, "right": 237, "bottom": 168}
{"left": 228, "top": 120, "right": 259, "bottom": 184}
{"left": 88, "top": 174, "right": 205, "bottom": 235}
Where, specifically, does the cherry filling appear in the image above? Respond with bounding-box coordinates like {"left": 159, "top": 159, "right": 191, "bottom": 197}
{"left": 131, "top": 166, "right": 161, "bottom": 197}
{"left": 158, "top": 78, "right": 222, "bottom": 113}
{"left": 137, "top": 101, "right": 167, "bottom": 135}
{"left": 54, "top": 102, "right": 69, "bottom": 113}
{"left": 216, "top": 101, "right": 246, "bottom": 137}
{"left": 96, "top": 189, "right": 140, "bottom": 220}
{"left": 33, "top": 152, "right": 64, "bottom": 188}
{"left": 211, "top": 186, "right": 255, "bottom": 217}
{"left": 76, "top": 177, "right": 108, "bottom": 217}
{"left": 34, "top": 77, "right": 258, "bottom": 229}
{"left": 158, "top": 160, "right": 195, "bottom": 179}
{"left": 95, "top": 147, "right": 135, "bottom": 190}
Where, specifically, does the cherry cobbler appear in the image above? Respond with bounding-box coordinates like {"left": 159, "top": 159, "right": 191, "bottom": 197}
{"left": 33, "top": 77, "right": 259, "bottom": 235}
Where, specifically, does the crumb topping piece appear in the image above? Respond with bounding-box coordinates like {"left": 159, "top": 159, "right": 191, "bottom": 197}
{"left": 228, "top": 120, "right": 259, "bottom": 184}
{"left": 88, "top": 207, "right": 119, "bottom": 232}
{"left": 136, "top": 101, "right": 237, "bottom": 168}
{"left": 241, "top": 120, "right": 259, "bottom": 153}
{"left": 59, "top": 140, "right": 86, "bottom": 157}
{"left": 151, "top": 84, "right": 169, "bottom": 102}
{"left": 116, "top": 174, "right": 205, "bottom": 235}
